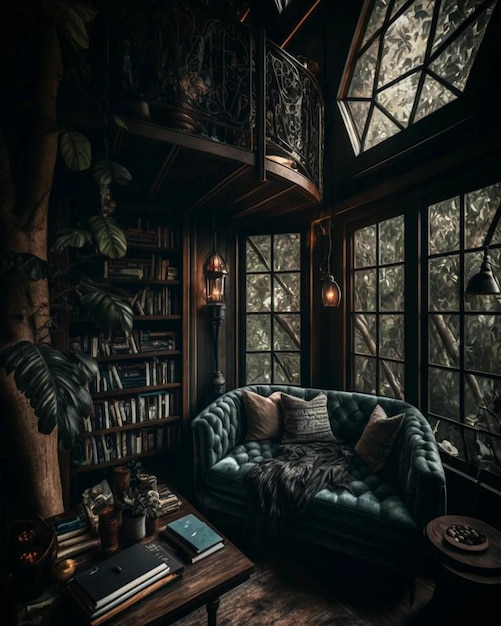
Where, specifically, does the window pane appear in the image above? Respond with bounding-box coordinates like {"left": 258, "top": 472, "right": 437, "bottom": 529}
{"left": 246, "top": 315, "right": 271, "bottom": 350}
{"left": 354, "top": 225, "right": 376, "bottom": 267}
{"left": 273, "top": 273, "right": 300, "bottom": 311}
{"left": 430, "top": 418, "right": 464, "bottom": 461}
{"left": 354, "top": 355, "right": 376, "bottom": 394}
{"left": 465, "top": 182, "right": 501, "bottom": 249}
{"left": 246, "top": 353, "right": 271, "bottom": 384}
{"left": 464, "top": 375, "right": 501, "bottom": 430}
{"left": 428, "top": 255, "right": 460, "bottom": 311}
{"left": 379, "top": 359, "right": 404, "bottom": 399}
{"left": 354, "top": 269, "right": 377, "bottom": 311}
{"left": 274, "top": 314, "right": 300, "bottom": 350}
{"left": 465, "top": 314, "right": 501, "bottom": 374}
{"left": 429, "top": 314, "right": 460, "bottom": 367}
{"left": 274, "top": 233, "right": 300, "bottom": 271}
{"left": 429, "top": 197, "right": 459, "bottom": 254}
{"left": 273, "top": 353, "right": 300, "bottom": 384}
{"left": 429, "top": 366, "right": 460, "bottom": 420}
{"left": 379, "top": 216, "right": 404, "bottom": 263}
{"left": 354, "top": 313, "right": 375, "bottom": 355}
{"left": 380, "top": 266, "right": 404, "bottom": 311}
{"left": 246, "top": 274, "right": 271, "bottom": 312}
{"left": 379, "top": 314, "right": 404, "bottom": 360}
{"left": 246, "top": 235, "right": 271, "bottom": 271}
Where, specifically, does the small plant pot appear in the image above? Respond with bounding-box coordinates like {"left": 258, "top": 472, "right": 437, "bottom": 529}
{"left": 121, "top": 511, "right": 146, "bottom": 542}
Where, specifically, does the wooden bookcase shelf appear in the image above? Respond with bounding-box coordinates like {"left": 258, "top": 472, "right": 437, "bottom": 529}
{"left": 66, "top": 214, "right": 185, "bottom": 483}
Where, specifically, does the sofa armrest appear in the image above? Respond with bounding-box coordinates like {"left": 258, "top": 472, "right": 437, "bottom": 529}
{"left": 191, "top": 390, "right": 243, "bottom": 500}
{"left": 395, "top": 408, "right": 447, "bottom": 528}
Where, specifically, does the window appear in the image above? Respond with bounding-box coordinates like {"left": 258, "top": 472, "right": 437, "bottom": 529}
{"left": 348, "top": 182, "right": 501, "bottom": 486}
{"left": 244, "top": 233, "right": 301, "bottom": 384}
{"left": 351, "top": 215, "right": 405, "bottom": 398}
{"left": 426, "top": 182, "right": 501, "bottom": 483}
{"left": 338, "top": 0, "right": 498, "bottom": 155}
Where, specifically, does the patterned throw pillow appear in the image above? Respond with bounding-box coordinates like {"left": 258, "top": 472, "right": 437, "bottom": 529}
{"left": 354, "top": 404, "right": 405, "bottom": 472}
{"left": 280, "top": 392, "right": 335, "bottom": 443}
{"left": 243, "top": 390, "right": 284, "bottom": 441}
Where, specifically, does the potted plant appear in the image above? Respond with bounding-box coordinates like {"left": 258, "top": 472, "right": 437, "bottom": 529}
{"left": 121, "top": 487, "right": 161, "bottom": 541}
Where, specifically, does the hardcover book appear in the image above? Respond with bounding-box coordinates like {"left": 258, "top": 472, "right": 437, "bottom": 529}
{"left": 165, "top": 514, "right": 224, "bottom": 554}
{"left": 69, "top": 543, "right": 170, "bottom": 609}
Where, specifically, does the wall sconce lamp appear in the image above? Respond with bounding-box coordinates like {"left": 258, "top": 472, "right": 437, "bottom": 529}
{"left": 203, "top": 233, "right": 228, "bottom": 396}
{"left": 465, "top": 202, "right": 501, "bottom": 298}
{"left": 321, "top": 218, "right": 342, "bottom": 307}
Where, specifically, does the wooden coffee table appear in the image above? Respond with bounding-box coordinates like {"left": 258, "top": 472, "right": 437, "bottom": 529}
{"left": 62, "top": 490, "right": 255, "bottom": 626}
{"left": 424, "top": 514, "right": 501, "bottom": 622}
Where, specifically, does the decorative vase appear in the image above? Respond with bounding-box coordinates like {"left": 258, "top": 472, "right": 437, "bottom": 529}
{"left": 113, "top": 465, "right": 131, "bottom": 501}
{"left": 121, "top": 511, "right": 146, "bottom": 542}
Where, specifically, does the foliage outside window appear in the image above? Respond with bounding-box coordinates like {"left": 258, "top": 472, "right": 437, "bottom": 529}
{"left": 427, "top": 181, "right": 501, "bottom": 483}
{"left": 352, "top": 215, "right": 405, "bottom": 398}
{"left": 338, "top": 0, "right": 498, "bottom": 155}
{"left": 244, "top": 234, "right": 301, "bottom": 384}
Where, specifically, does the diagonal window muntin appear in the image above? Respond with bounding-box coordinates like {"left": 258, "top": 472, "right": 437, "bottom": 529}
{"left": 339, "top": 0, "right": 498, "bottom": 155}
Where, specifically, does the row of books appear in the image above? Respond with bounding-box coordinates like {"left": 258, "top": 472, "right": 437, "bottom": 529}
{"left": 104, "top": 255, "right": 179, "bottom": 282}
{"left": 65, "top": 541, "right": 184, "bottom": 625}
{"left": 79, "top": 424, "right": 180, "bottom": 466}
{"left": 70, "top": 330, "right": 179, "bottom": 358}
{"left": 87, "top": 392, "right": 179, "bottom": 430}
{"left": 130, "top": 286, "right": 180, "bottom": 316}
{"left": 91, "top": 359, "right": 178, "bottom": 393}
{"left": 123, "top": 222, "right": 180, "bottom": 249}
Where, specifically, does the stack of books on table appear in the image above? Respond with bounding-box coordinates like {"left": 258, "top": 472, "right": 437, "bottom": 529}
{"left": 65, "top": 542, "right": 184, "bottom": 625}
{"left": 161, "top": 513, "right": 225, "bottom": 564}
{"left": 49, "top": 506, "right": 100, "bottom": 560}
{"left": 157, "top": 482, "right": 182, "bottom": 516}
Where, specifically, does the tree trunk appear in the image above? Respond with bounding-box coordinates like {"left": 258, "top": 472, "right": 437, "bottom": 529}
{"left": 0, "top": 10, "right": 64, "bottom": 519}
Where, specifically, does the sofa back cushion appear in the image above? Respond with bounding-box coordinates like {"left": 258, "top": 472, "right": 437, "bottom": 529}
{"left": 280, "top": 392, "right": 336, "bottom": 443}
{"left": 354, "top": 404, "right": 405, "bottom": 471}
{"left": 243, "top": 390, "right": 284, "bottom": 440}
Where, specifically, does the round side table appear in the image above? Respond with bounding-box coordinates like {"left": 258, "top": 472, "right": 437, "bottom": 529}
{"left": 424, "top": 515, "right": 501, "bottom": 624}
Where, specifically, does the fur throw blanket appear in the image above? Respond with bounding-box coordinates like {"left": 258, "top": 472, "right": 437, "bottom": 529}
{"left": 245, "top": 441, "right": 354, "bottom": 546}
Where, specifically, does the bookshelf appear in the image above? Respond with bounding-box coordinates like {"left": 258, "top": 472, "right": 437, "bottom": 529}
{"left": 66, "top": 215, "right": 184, "bottom": 491}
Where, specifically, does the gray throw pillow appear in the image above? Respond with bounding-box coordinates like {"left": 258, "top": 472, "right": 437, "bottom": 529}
{"left": 243, "top": 390, "right": 283, "bottom": 441}
{"left": 280, "top": 392, "right": 335, "bottom": 443}
{"left": 354, "top": 404, "right": 405, "bottom": 472}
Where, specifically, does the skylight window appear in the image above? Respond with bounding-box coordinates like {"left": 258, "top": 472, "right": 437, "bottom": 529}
{"left": 338, "top": 0, "right": 498, "bottom": 155}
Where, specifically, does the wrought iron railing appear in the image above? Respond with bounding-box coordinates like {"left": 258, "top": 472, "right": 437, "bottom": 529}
{"left": 109, "top": 1, "right": 324, "bottom": 194}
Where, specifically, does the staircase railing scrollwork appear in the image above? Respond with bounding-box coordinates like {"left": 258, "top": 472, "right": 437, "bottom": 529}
{"left": 107, "top": 1, "right": 324, "bottom": 195}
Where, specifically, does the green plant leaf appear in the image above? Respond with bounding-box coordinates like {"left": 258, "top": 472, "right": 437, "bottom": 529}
{"left": 53, "top": 227, "right": 93, "bottom": 253}
{"left": 60, "top": 130, "right": 92, "bottom": 171}
{"left": 88, "top": 215, "right": 127, "bottom": 258}
{"left": 92, "top": 158, "right": 132, "bottom": 186}
{"left": 114, "top": 116, "right": 129, "bottom": 130}
{"left": 79, "top": 281, "right": 134, "bottom": 336}
{"left": 63, "top": 3, "right": 91, "bottom": 50}
{"left": 110, "top": 161, "right": 132, "bottom": 185}
{"left": 0, "top": 341, "right": 95, "bottom": 448}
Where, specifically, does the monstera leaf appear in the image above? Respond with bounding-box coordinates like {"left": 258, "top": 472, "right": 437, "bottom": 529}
{"left": 79, "top": 280, "right": 133, "bottom": 335}
{"left": 0, "top": 341, "right": 97, "bottom": 448}
{"left": 1, "top": 253, "right": 49, "bottom": 280}
{"left": 88, "top": 215, "right": 127, "bottom": 258}
{"left": 53, "top": 227, "right": 93, "bottom": 253}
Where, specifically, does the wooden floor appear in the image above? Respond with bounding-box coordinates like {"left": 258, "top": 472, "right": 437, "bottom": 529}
{"left": 206, "top": 510, "right": 493, "bottom": 626}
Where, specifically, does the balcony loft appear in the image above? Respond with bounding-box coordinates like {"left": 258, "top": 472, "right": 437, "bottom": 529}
{"left": 76, "top": 2, "right": 324, "bottom": 221}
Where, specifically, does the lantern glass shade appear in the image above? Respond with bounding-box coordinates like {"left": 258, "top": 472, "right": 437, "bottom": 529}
{"left": 321, "top": 275, "right": 341, "bottom": 307}
{"left": 203, "top": 250, "right": 228, "bottom": 304}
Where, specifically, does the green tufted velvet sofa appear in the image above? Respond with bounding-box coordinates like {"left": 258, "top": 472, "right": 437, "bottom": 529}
{"left": 191, "top": 385, "right": 447, "bottom": 582}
